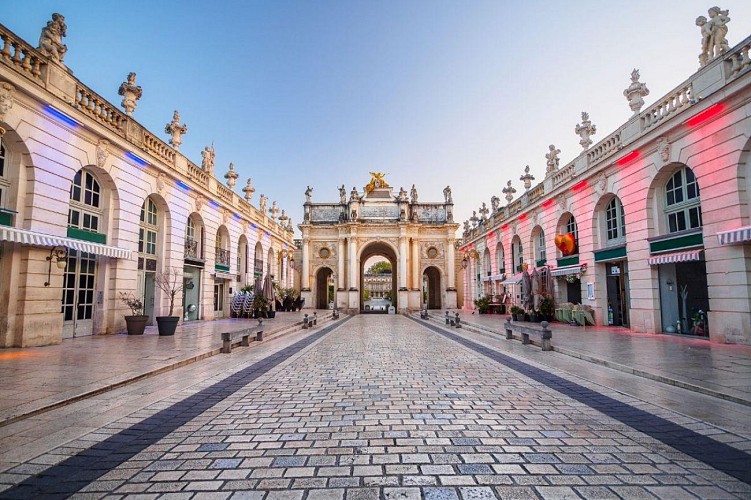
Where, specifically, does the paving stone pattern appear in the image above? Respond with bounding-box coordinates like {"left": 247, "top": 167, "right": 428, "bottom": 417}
{"left": 2, "top": 315, "right": 751, "bottom": 499}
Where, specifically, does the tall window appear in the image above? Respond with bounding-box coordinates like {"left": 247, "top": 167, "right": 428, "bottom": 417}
{"left": 605, "top": 197, "right": 626, "bottom": 242}
{"left": 68, "top": 170, "right": 101, "bottom": 232}
{"left": 536, "top": 230, "right": 546, "bottom": 263}
{"left": 565, "top": 215, "right": 578, "bottom": 240}
{"left": 483, "top": 250, "right": 491, "bottom": 276}
{"left": 515, "top": 239, "right": 523, "bottom": 271}
{"left": 495, "top": 244, "right": 505, "bottom": 274}
{"left": 139, "top": 199, "right": 158, "bottom": 271}
{"left": 665, "top": 167, "right": 702, "bottom": 233}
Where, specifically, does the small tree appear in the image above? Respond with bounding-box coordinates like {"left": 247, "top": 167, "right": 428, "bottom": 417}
{"left": 155, "top": 267, "right": 186, "bottom": 317}
{"left": 119, "top": 292, "right": 144, "bottom": 316}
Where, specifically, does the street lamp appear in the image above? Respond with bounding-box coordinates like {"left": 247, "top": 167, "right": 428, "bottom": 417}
{"left": 44, "top": 245, "right": 68, "bottom": 286}
{"left": 461, "top": 256, "right": 468, "bottom": 269}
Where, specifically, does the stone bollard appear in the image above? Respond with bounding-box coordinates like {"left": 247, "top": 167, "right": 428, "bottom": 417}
{"left": 445, "top": 311, "right": 450, "bottom": 325}
{"left": 303, "top": 314, "right": 309, "bottom": 329}
{"left": 332, "top": 308, "right": 339, "bottom": 319}
{"left": 221, "top": 332, "right": 232, "bottom": 353}
{"left": 256, "top": 319, "right": 264, "bottom": 341}
{"left": 505, "top": 316, "right": 513, "bottom": 339}
{"left": 313, "top": 312, "right": 318, "bottom": 326}
{"left": 454, "top": 312, "right": 461, "bottom": 328}
{"left": 540, "top": 321, "right": 552, "bottom": 351}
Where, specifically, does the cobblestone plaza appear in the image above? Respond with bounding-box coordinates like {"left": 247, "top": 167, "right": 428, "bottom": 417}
{"left": 2, "top": 315, "right": 749, "bottom": 498}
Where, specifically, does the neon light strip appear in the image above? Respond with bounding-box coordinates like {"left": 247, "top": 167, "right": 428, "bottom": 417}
{"left": 46, "top": 105, "right": 80, "bottom": 127}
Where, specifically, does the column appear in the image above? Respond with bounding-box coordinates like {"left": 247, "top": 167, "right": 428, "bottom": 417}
{"left": 348, "top": 235, "right": 358, "bottom": 290}
{"left": 399, "top": 235, "right": 407, "bottom": 289}
{"left": 447, "top": 240, "right": 456, "bottom": 289}
{"left": 411, "top": 239, "right": 420, "bottom": 289}
{"left": 302, "top": 240, "right": 310, "bottom": 290}
{"left": 338, "top": 238, "right": 346, "bottom": 290}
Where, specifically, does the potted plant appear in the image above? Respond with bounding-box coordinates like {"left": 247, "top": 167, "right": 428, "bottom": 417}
{"left": 155, "top": 267, "right": 186, "bottom": 336}
{"left": 474, "top": 295, "right": 490, "bottom": 314}
{"left": 539, "top": 297, "right": 554, "bottom": 322}
{"left": 252, "top": 294, "right": 269, "bottom": 318}
{"left": 510, "top": 305, "right": 524, "bottom": 322}
{"left": 119, "top": 292, "right": 148, "bottom": 335}
{"left": 529, "top": 309, "right": 539, "bottom": 322}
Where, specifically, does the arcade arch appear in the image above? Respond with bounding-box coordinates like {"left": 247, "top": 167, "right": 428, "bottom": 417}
{"left": 359, "top": 242, "right": 398, "bottom": 312}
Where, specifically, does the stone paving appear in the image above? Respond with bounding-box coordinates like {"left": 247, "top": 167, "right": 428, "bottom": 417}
{"left": 1, "top": 315, "right": 750, "bottom": 499}
{"left": 438, "top": 310, "right": 751, "bottom": 406}
{"left": 0, "top": 311, "right": 324, "bottom": 426}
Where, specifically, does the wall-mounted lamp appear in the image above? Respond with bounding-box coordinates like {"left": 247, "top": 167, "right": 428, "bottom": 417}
{"left": 44, "top": 246, "right": 68, "bottom": 286}
{"left": 666, "top": 279, "right": 674, "bottom": 291}
{"left": 461, "top": 257, "right": 468, "bottom": 269}
{"left": 288, "top": 255, "right": 295, "bottom": 269}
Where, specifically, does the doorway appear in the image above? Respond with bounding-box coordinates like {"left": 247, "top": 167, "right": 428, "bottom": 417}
{"left": 61, "top": 250, "right": 96, "bottom": 338}
{"left": 359, "top": 243, "right": 397, "bottom": 312}
{"left": 605, "top": 261, "right": 629, "bottom": 327}
{"left": 422, "top": 266, "right": 442, "bottom": 309}
{"left": 213, "top": 281, "right": 225, "bottom": 318}
{"left": 316, "top": 267, "right": 334, "bottom": 309}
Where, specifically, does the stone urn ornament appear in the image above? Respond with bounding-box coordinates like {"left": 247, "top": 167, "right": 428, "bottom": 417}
{"left": 224, "top": 162, "right": 239, "bottom": 188}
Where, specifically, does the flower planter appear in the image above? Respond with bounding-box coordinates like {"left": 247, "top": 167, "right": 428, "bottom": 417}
{"left": 267, "top": 310, "right": 276, "bottom": 319}
{"left": 156, "top": 316, "right": 179, "bottom": 336}
{"left": 124, "top": 315, "right": 149, "bottom": 335}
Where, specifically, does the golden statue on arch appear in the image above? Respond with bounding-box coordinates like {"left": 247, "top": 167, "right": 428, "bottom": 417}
{"left": 365, "top": 171, "right": 390, "bottom": 193}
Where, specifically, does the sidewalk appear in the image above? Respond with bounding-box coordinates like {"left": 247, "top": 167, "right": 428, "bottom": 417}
{"left": 0, "top": 310, "right": 332, "bottom": 426}
{"left": 433, "top": 309, "right": 751, "bottom": 406}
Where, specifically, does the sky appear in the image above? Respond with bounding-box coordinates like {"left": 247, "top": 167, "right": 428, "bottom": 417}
{"left": 5, "top": 1, "right": 751, "bottom": 237}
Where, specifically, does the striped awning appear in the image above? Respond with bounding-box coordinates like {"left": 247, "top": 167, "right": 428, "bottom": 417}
{"left": 717, "top": 225, "right": 751, "bottom": 246}
{"left": 648, "top": 249, "right": 703, "bottom": 266}
{"left": 501, "top": 273, "right": 523, "bottom": 285}
{"left": 0, "top": 226, "right": 133, "bottom": 259}
{"left": 550, "top": 264, "right": 583, "bottom": 277}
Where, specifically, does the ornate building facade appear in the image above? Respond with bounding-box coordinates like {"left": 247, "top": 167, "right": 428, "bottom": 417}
{"left": 0, "top": 15, "right": 295, "bottom": 347}
{"left": 299, "top": 176, "right": 459, "bottom": 312}
{"left": 460, "top": 11, "right": 751, "bottom": 345}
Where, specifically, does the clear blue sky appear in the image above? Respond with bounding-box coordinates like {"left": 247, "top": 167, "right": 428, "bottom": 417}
{"left": 5, "top": 1, "right": 751, "bottom": 235}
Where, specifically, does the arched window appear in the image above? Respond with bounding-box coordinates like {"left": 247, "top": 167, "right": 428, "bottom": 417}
{"left": 495, "top": 243, "right": 505, "bottom": 274}
{"left": 536, "top": 229, "right": 546, "bottom": 263}
{"left": 68, "top": 170, "right": 101, "bottom": 233}
{"left": 665, "top": 167, "right": 702, "bottom": 233}
{"left": 215, "top": 228, "right": 230, "bottom": 268}
{"left": 605, "top": 197, "right": 626, "bottom": 243}
{"left": 139, "top": 199, "right": 158, "bottom": 270}
{"left": 565, "top": 215, "right": 578, "bottom": 241}
{"left": 254, "top": 242, "right": 263, "bottom": 278}
{"left": 483, "top": 249, "right": 491, "bottom": 277}
{"left": 511, "top": 237, "right": 523, "bottom": 272}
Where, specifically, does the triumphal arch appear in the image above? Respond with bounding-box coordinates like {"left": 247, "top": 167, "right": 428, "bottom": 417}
{"left": 299, "top": 174, "right": 460, "bottom": 313}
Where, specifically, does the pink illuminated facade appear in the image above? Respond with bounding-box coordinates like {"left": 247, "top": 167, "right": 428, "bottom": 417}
{"left": 460, "top": 33, "right": 751, "bottom": 345}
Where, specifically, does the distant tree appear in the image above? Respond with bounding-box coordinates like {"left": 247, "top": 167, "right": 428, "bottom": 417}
{"left": 368, "top": 261, "right": 392, "bottom": 274}
{"left": 363, "top": 290, "right": 370, "bottom": 301}
{"left": 384, "top": 290, "right": 393, "bottom": 302}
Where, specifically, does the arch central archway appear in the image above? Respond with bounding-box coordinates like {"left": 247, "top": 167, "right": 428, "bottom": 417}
{"left": 359, "top": 242, "right": 398, "bottom": 312}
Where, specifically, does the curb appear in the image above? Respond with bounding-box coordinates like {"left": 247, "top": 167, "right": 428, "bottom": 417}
{"left": 418, "top": 312, "right": 751, "bottom": 408}
{"left": 0, "top": 313, "right": 338, "bottom": 428}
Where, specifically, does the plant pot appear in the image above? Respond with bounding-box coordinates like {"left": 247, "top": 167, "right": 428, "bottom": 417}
{"left": 156, "top": 316, "right": 179, "bottom": 336}
{"left": 124, "top": 315, "right": 149, "bottom": 335}
{"left": 267, "top": 310, "right": 276, "bottom": 319}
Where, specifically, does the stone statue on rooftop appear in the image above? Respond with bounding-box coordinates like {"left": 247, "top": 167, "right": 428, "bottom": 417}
{"left": 201, "top": 144, "right": 215, "bottom": 175}
{"left": 491, "top": 195, "right": 500, "bottom": 213}
{"left": 443, "top": 185, "right": 453, "bottom": 204}
{"left": 339, "top": 184, "right": 347, "bottom": 204}
{"left": 242, "top": 178, "right": 255, "bottom": 202}
{"left": 38, "top": 13, "right": 67, "bottom": 64}
{"left": 698, "top": 7, "right": 731, "bottom": 67}
{"left": 304, "top": 186, "right": 313, "bottom": 203}
{"left": 350, "top": 186, "right": 359, "bottom": 202}
{"left": 118, "top": 72, "right": 142, "bottom": 116}
{"left": 545, "top": 145, "right": 561, "bottom": 174}
{"left": 365, "top": 172, "right": 389, "bottom": 193}
{"left": 623, "top": 69, "right": 650, "bottom": 115}
{"left": 410, "top": 184, "right": 418, "bottom": 204}
{"left": 270, "top": 201, "right": 279, "bottom": 220}
{"left": 478, "top": 202, "right": 489, "bottom": 223}
{"left": 463, "top": 221, "right": 470, "bottom": 234}
{"left": 165, "top": 110, "right": 188, "bottom": 150}
{"left": 575, "top": 112, "right": 597, "bottom": 150}
{"left": 398, "top": 187, "right": 408, "bottom": 202}
{"left": 259, "top": 194, "right": 267, "bottom": 213}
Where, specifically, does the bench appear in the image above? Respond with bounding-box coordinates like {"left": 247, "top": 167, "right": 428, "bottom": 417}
{"left": 504, "top": 316, "right": 552, "bottom": 351}
{"left": 221, "top": 320, "right": 264, "bottom": 354}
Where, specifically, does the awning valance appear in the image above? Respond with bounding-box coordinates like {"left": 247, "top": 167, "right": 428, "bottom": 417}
{"left": 0, "top": 226, "right": 133, "bottom": 259}
{"left": 550, "top": 264, "right": 584, "bottom": 277}
{"left": 717, "top": 225, "right": 751, "bottom": 246}
{"left": 213, "top": 271, "right": 236, "bottom": 281}
{"left": 648, "top": 249, "right": 703, "bottom": 266}
{"left": 500, "top": 273, "right": 523, "bottom": 285}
